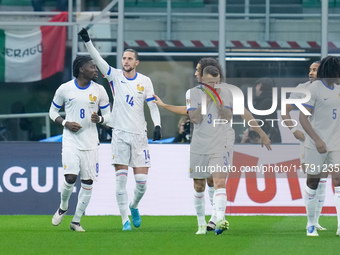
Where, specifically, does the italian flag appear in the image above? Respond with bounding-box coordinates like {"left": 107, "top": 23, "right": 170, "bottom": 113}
{"left": 0, "top": 12, "right": 68, "bottom": 83}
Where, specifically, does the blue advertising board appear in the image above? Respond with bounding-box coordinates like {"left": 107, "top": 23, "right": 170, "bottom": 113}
{"left": 0, "top": 142, "right": 80, "bottom": 215}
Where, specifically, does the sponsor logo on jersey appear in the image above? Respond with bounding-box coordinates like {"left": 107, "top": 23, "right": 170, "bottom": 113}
{"left": 137, "top": 84, "right": 144, "bottom": 94}
{"left": 189, "top": 168, "right": 193, "bottom": 173}
{"left": 69, "top": 98, "right": 75, "bottom": 101}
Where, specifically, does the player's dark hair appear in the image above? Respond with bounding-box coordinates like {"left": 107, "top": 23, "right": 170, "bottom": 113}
{"left": 73, "top": 55, "right": 93, "bottom": 78}
{"left": 255, "top": 77, "right": 275, "bottom": 92}
{"left": 316, "top": 56, "right": 340, "bottom": 85}
{"left": 124, "top": 48, "right": 139, "bottom": 60}
{"left": 313, "top": 60, "right": 321, "bottom": 65}
{"left": 203, "top": 65, "right": 220, "bottom": 78}
{"left": 198, "top": 58, "right": 224, "bottom": 79}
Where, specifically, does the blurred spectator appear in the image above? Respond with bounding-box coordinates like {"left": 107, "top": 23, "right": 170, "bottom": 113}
{"left": 173, "top": 116, "right": 191, "bottom": 143}
{"left": 2, "top": 101, "right": 30, "bottom": 141}
{"left": 24, "top": 84, "right": 61, "bottom": 141}
{"left": 31, "top": 0, "right": 68, "bottom": 11}
{"left": 251, "top": 77, "right": 282, "bottom": 143}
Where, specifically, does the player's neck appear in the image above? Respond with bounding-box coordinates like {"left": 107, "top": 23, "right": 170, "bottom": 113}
{"left": 76, "top": 78, "right": 91, "bottom": 88}
{"left": 124, "top": 70, "right": 136, "bottom": 79}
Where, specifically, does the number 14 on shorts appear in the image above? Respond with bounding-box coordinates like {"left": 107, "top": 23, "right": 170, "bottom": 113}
{"left": 143, "top": 149, "right": 150, "bottom": 163}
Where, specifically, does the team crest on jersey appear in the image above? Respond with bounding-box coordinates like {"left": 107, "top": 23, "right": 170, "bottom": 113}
{"left": 186, "top": 99, "right": 190, "bottom": 105}
{"left": 89, "top": 94, "right": 97, "bottom": 102}
{"left": 137, "top": 84, "right": 144, "bottom": 94}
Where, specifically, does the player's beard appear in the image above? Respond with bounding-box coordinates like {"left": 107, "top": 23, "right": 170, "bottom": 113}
{"left": 123, "top": 66, "right": 134, "bottom": 73}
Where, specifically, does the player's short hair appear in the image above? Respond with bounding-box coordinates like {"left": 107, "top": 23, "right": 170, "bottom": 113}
{"left": 73, "top": 55, "right": 93, "bottom": 78}
{"left": 124, "top": 48, "right": 139, "bottom": 60}
{"left": 202, "top": 65, "right": 220, "bottom": 78}
{"left": 198, "top": 58, "right": 224, "bottom": 79}
{"left": 255, "top": 77, "right": 275, "bottom": 92}
{"left": 317, "top": 56, "right": 340, "bottom": 85}
{"left": 313, "top": 60, "right": 321, "bottom": 65}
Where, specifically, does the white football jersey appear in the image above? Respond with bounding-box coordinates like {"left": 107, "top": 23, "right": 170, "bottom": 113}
{"left": 289, "top": 81, "right": 310, "bottom": 100}
{"left": 186, "top": 84, "right": 234, "bottom": 154}
{"left": 52, "top": 79, "right": 110, "bottom": 150}
{"left": 303, "top": 80, "right": 340, "bottom": 151}
{"left": 103, "top": 67, "right": 155, "bottom": 134}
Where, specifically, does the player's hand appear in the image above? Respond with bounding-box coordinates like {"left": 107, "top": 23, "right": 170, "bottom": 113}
{"left": 152, "top": 94, "right": 165, "bottom": 108}
{"left": 293, "top": 130, "right": 305, "bottom": 142}
{"left": 91, "top": 112, "right": 101, "bottom": 123}
{"left": 78, "top": 27, "right": 90, "bottom": 42}
{"left": 153, "top": 126, "right": 162, "bottom": 141}
{"left": 65, "top": 121, "right": 82, "bottom": 132}
{"left": 260, "top": 135, "right": 272, "bottom": 151}
{"left": 315, "top": 138, "right": 327, "bottom": 154}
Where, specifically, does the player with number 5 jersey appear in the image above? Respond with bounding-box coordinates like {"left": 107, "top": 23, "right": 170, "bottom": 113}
{"left": 78, "top": 28, "right": 161, "bottom": 231}
{"left": 299, "top": 55, "right": 340, "bottom": 237}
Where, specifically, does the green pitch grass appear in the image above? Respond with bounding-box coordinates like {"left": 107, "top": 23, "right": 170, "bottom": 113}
{"left": 0, "top": 215, "right": 340, "bottom": 255}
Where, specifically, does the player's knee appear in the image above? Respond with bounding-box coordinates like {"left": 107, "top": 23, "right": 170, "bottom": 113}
{"left": 193, "top": 180, "right": 205, "bottom": 192}
{"left": 81, "top": 179, "right": 93, "bottom": 185}
{"left": 213, "top": 179, "right": 226, "bottom": 190}
{"left": 306, "top": 177, "right": 319, "bottom": 190}
{"left": 206, "top": 178, "right": 214, "bottom": 187}
{"left": 135, "top": 174, "right": 147, "bottom": 191}
{"left": 332, "top": 176, "right": 340, "bottom": 187}
{"left": 65, "top": 174, "right": 77, "bottom": 184}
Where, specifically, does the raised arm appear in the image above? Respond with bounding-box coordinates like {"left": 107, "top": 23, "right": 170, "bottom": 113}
{"left": 78, "top": 28, "right": 110, "bottom": 77}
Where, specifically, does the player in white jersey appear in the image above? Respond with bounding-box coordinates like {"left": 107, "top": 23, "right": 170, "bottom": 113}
{"left": 153, "top": 58, "right": 271, "bottom": 234}
{"left": 299, "top": 56, "right": 340, "bottom": 237}
{"left": 78, "top": 28, "right": 161, "bottom": 231}
{"left": 281, "top": 61, "right": 328, "bottom": 231}
{"left": 187, "top": 66, "right": 232, "bottom": 235}
{"left": 49, "top": 56, "right": 111, "bottom": 231}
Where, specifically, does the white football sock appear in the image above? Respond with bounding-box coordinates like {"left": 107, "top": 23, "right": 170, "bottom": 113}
{"left": 115, "top": 169, "right": 129, "bottom": 224}
{"left": 72, "top": 183, "right": 92, "bottom": 223}
{"left": 130, "top": 174, "right": 147, "bottom": 209}
{"left": 214, "top": 188, "right": 227, "bottom": 222}
{"left": 315, "top": 178, "right": 327, "bottom": 224}
{"left": 208, "top": 185, "right": 215, "bottom": 206}
{"left": 209, "top": 190, "right": 217, "bottom": 224}
{"left": 334, "top": 186, "right": 340, "bottom": 228}
{"left": 60, "top": 180, "right": 75, "bottom": 211}
{"left": 304, "top": 184, "right": 317, "bottom": 228}
{"left": 194, "top": 190, "right": 206, "bottom": 226}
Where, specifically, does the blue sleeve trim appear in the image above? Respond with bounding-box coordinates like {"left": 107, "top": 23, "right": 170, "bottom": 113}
{"left": 100, "top": 103, "right": 110, "bottom": 109}
{"left": 225, "top": 106, "right": 231, "bottom": 109}
{"left": 146, "top": 97, "right": 155, "bottom": 102}
{"left": 107, "top": 67, "right": 111, "bottom": 76}
{"left": 187, "top": 108, "right": 197, "bottom": 111}
{"left": 52, "top": 101, "right": 62, "bottom": 108}
{"left": 302, "top": 103, "right": 314, "bottom": 109}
